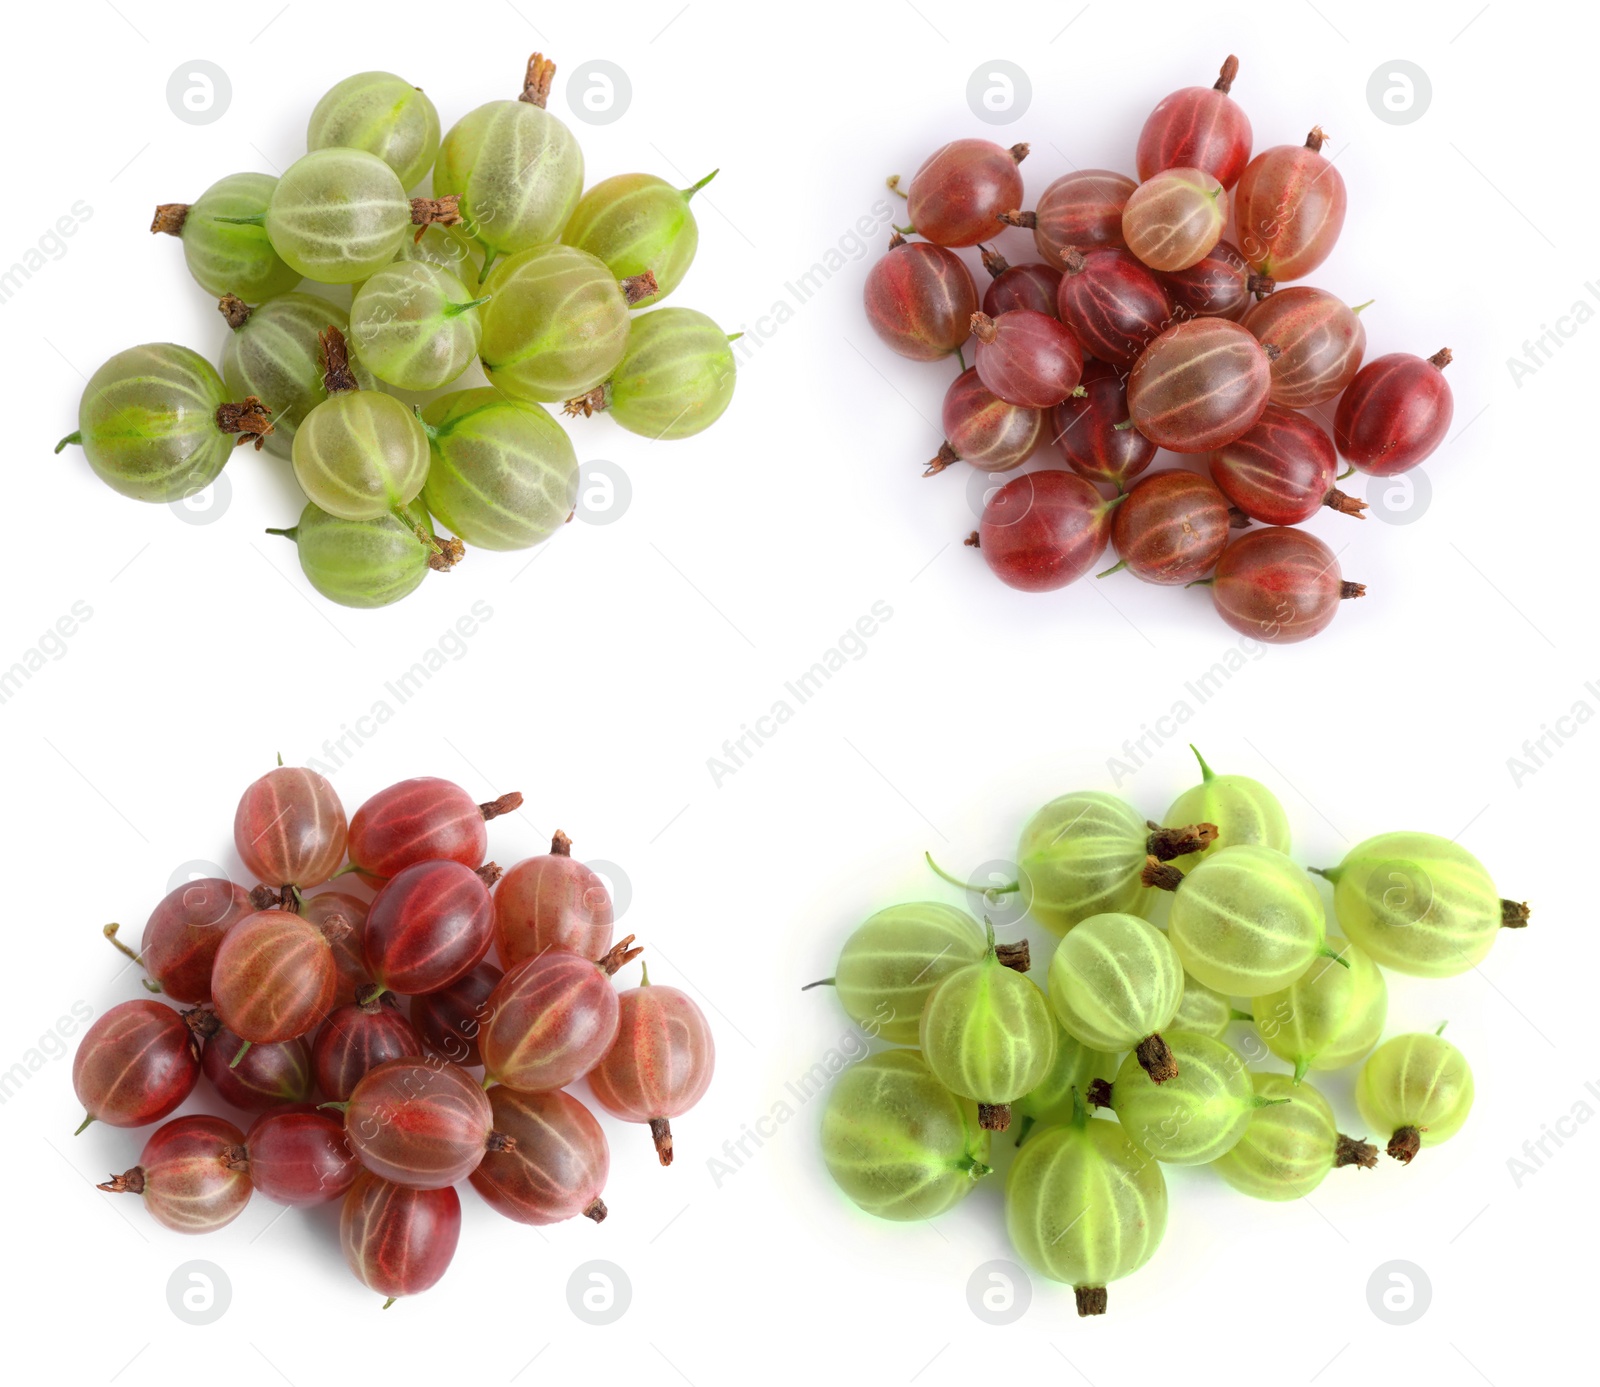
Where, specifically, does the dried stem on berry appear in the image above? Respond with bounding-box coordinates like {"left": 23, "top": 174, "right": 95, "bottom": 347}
{"left": 584, "top": 1197, "right": 608, "bottom": 1222}
{"left": 969, "top": 312, "right": 998, "bottom": 345}
{"left": 475, "top": 862, "right": 504, "bottom": 889}
{"left": 520, "top": 52, "right": 556, "bottom": 107}
{"left": 484, "top": 1131, "right": 518, "bottom": 1154}
{"left": 1387, "top": 1124, "right": 1424, "bottom": 1164}
{"left": 650, "top": 1116, "right": 674, "bottom": 1165}
{"left": 217, "top": 294, "right": 253, "bottom": 330}
{"left": 1335, "top": 1133, "right": 1379, "bottom": 1169}
{"left": 563, "top": 386, "right": 609, "bottom": 418}
{"left": 1135, "top": 1033, "right": 1179, "bottom": 1083}
{"left": 1146, "top": 822, "right": 1219, "bottom": 861}
{"left": 1214, "top": 55, "right": 1240, "bottom": 93}
{"left": 964, "top": 530, "right": 980, "bottom": 548}
{"left": 479, "top": 792, "right": 523, "bottom": 821}
{"left": 410, "top": 195, "right": 463, "bottom": 243}
{"left": 1228, "top": 506, "right": 1253, "bottom": 528}
{"left": 979, "top": 245, "right": 1009, "bottom": 279}
{"left": 924, "top": 441, "right": 959, "bottom": 477}
{"left": 216, "top": 398, "right": 275, "bottom": 449}
{"left": 551, "top": 830, "right": 573, "bottom": 857}
{"left": 427, "top": 535, "right": 465, "bottom": 572}
{"left": 1086, "top": 1078, "right": 1114, "bottom": 1109}
{"left": 1008, "top": 142, "right": 1030, "bottom": 164}
{"left": 620, "top": 271, "right": 658, "bottom": 306}
{"left": 1501, "top": 899, "right": 1531, "bottom": 927}
{"left": 1326, "top": 489, "right": 1368, "bottom": 517}
{"left": 995, "top": 209, "right": 1036, "bottom": 229}
{"left": 150, "top": 204, "right": 189, "bottom": 236}
{"left": 597, "top": 935, "right": 643, "bottom": 976}
{"left": 976, "top": 1102, "right": 1011, "bottom": 1132}
{"left": 320, "top": 327, "right": 360, "bottom": 394}
{"left": 1428, "top": 347, "right": 1454, "bottom": 369}
{"left": 1305, "top": 126, "right": 1328, "bottom": 152}
{"left": 98, "top": 1167, "right": 146, "bottom": 1194}
{"left": 1141, "top": 857, "right": 1185, "bottom": 892}
{"left": 994, "top": 940, "right": 1031, "bottom": 973}
{"left": 1339, "top": 581, "right": 1366, "bottom": 599}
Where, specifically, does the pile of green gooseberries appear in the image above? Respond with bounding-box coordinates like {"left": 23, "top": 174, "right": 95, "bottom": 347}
{"left": 56, "top": 56, "right": 739, "bottom": 609}
{"left": 809, "top": 744, "right": 1529, "bottom": 1316}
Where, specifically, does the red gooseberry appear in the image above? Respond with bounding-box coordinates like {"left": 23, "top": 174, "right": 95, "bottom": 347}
{"left": 470, "top": 1087, "right": 611, "bottom": 1224}
{"left": 1051, "top": 360, "right": 1157, "bottom": 491}
{"left": 906, "top": 138, "right": 1028, "bottom": 247}
{"left": 1136, "top": 55, "right": 1254, "bottom": 189}
{"left": 209, "top": 909, "right": 343, "bottom": 1046}
{"left": 999, "top": 169, "right": 1135, "bottom": 266}
{"left": 364, "top": 860, "right": 497, "bottom": 997}
{"left": 1208, "top": 526, "right": 1366, "bottom": 644}
{"left": 925, "top": 367, "right": 1042, "bottom": 477}
{"left": 1128, "top": 319, "right": 1274, "bottom": 452}
{"left": 313, "top": 997, "right": 420, "bottom": 1100}
{"left": 108, "top": 878, "right": 254, "bottom": 1002}
{"left": 98, "top": 1114, "right": 252, "bottom": 1233}
{"left": 233, "top": 765, "right": 348, "bottom": 893}
{"left": 1333, "top": 348, "right": 1454, "bottom": 476}
{"left": 201, "top": 1025, "right": 315, "bottom": 1111}
{"left": 1234, "top": 126, "right": 1348, "bottom": 282}
{"left": 979, "top": 246, "right": 1061, "bottom": 319}
{"left": 1121, "top": 167, "right": 1226, "bottom": 272}
{"left": 1243, "top": 287, "right": 1369, "bottom": 408}
{"left": 302, "top": 890, "right": 373, "bottom": 1007}
{"left": 1056, "top": 247, "right": 1172, "bottom": 368}
{"left": 1103, "top": 469, "right": 1234, "bottom": 585}
{"left": 971, "top": 309, "right": 1083, "bottom": 409}
{"left": 1210, "top": 405, "right": 1366, "bottom": 525}
{"left": 1162, "top": 240, "right": 1268, "bottom": 321}
{"left": 863, "top": 232, "right": 978, "bottom": 361}
{"left": 968, "top": 469, "right": 1120, "bottom": 592}
{"left": 410, "top": 961, "right": 501, "bottom": 1067}
{"left": 493, "top": 831, "right": 614, "bottom": 968}
{"left": 342, "top": 1056, "right": 507, "bottom": 1188}
{"left": 72, "top": 998, "right": 204, "bottom": 1133}
{"left": 346, "top": 776, "right": 523, "bottom": 885}
{"left": 243, "top": 1105, "right": 359, "bottom": 1206}
{"left": 341, "top": 1171, "right": 461, "bottom": 1307}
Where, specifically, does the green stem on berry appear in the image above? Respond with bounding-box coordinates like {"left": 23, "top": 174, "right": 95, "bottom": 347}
{"left": 1307, "top": 865, "right": 1341, "bottom": 883}
{"left": 445, "top": 295, "right": 492, "bottom": 317}
{"left": 953, "top": 344, "right": 966, "bottom": 372}
{"left": 75, "top": 1113, "right": 95, "bottom": 1136}
{"left": 1095, "top": 559, "right": 1128, "bottom": 579}
{"left": 1352, "top": 298, "right": 1375, "bottom": 315}
{"left": 799, "top": 977, "right": 836, "bottom": 991}
{"left": 1112, "top": 418, "right": 1134, "bottom": 431}
{"left": 924, "top": 851, "right": 1020, "bottom": 896}
{"left": 1013, "top": 1114, "right": 1035, "bottom": 1147}
{"left": 893, "top": 222, "right": 914, "bottom": 236}
{"left": 55, "top": 432, "right": 82, "bottom": 453}
{"left": 1184, "top": 577, "right": 1215, "bottom": 589}
{"left": 228, "top": 1039, "right": 253, "bottom": 1069}
{"left": 478, "top": 245, "right": 499, "bottom": 279}
{"left": 886, "top": 174, "right": 906, "bottom": 199}
{"left": 1230, "top": 1008, "right": 1254, "bottom": 1022}
{"left": 318, "top": 1100, "right": 350, "bottom": 1113}
{"left": 682, "top": 169, "right": 719, "bottom": 200}
{"left": 265, "top": 526, "right": 299, "bottom": 541}
{"left": 1336, "top": 465, "right": 1355, "bottom": 481}
{"left": 382, "top": 1297, "right": 398, "bottom": 1310}
{"left": 212, "top": 214, "right": 267, "bottom": 227}
{"left": 1189, "top": 744, "right": 1215, "bottom": 782}
{"left": 1293, "top": 1056, "right": 1312, "bottom": 1084}
{"left": 1435, "top": 1020, "right": 1449, "bottom": 1036}
{"left": 1318, "top": 946, "right": 1352, "bottom": 969}
{"left": 1252, "top": 1095, "right": 1292, "bottom": 1109}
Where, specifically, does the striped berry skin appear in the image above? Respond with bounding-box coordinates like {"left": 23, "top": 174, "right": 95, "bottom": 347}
{"left": 981, "top": 257, "right": 1062, "bottom": 320}
{"left": 344, "top": 1057, "right": 499, "bottom": 1188}
{"left": 1046, "top": 913, "right": 1183, "bottom": 1064}
{"left": 1051, "top": 360, "right": 1156, "bottom": 490}
{"left": 493, "top": 833, "right": 614, "bottom": 969}
{"left": 313, "top": 1000, "right": 421, "bottom": 1101}
{"left": 201, "top": 1027, "right": 314, "bottom": 1111}
{"left": 348, "top": 777, "right": 520, "bottom": 884}
{"left": 138, "top": 877, "right": 255, "bottom": 1003}
{"left": 1129, "top": 319, "right": 1273, "bottom": 453}
{"left": 1162, "top": 745, "right": 1291, "bottom": 871}
{"left": 590, "top": 307, "right": 738, "bottom": 442}
{"left": 364, "top": 861, "right": 495, "bottom": 996}
{"left": 1108, "top": 469, "right": 1231, "bottom": 585}
{"left": 1356, "top": 1030, "right": 1475, "bottom": 1163}
{"left": 1099, "top": 1031, "right": 1274, "bottom": 1165}
{"left": 1016, "top": 791, "right": 1156, "bottom": 934}
{"left": 1161, "top": 240, "right": 1256, "bottom": 322}
{"left": 1024, "top": 170, "right": 1136, "bottom": 266}
{"left": 471, "top": 1088, "right": 610, "bottom": 1223}
{"left": 1213, "top": 1073, "right": 1377, "bottom": 1199}
{"left": 562, "top": 171, "right": 712, "bottom": 307}
{"left": 975, "top": 470, "right": 1116, "bottom": 593}
{"left": 1334, "top": 349, "right": 1454, "bottom": 477}
{"left": 863, "top": 235, "right": 979, "bottom": 361}
{"left": 929, "top": 368, "right": 1042, "bottom": 476}
{"left": 1056, "top": 248, "right": 1172, "bottom": 369}
{"left": 245, "top": 1105, "right": 360, "bottom": 1206}
{"left": 153, "top": 172, "right": 302, "bottom": 301}
{"left": 1171, "top": 974, "right": 1237, "bottom": 1038}
{"left": 73, "top": 1000, "right": 201, "bottom": 1132}
{"left": 351, "top": 263, "right": 484, "bottom": 392}
{"left": 1210, "top": 406, "right": 1356, "bottom": 527}
{"left": 410, "top": 962, "right": 502, "bottom": 1067}
{"left": 1253, "top": 935, "right": 1387, "bottom": 1081}
{"left": 307, "top": 72, "right": 440, "bottom": 192}
{"left": 264, "top": 148, "right": 411, "bottom": 284}
{"left": 906, "top": 139, "right": 1027, "bottom": 248}
{"left": 1121, "top": 167, "right": 1226, "bottom": 273}
{"left": 340, "top": 1172, "right": 461, "bottom": 1306}
{"left": 1242, "top": 287, "right": 1367, "bottom": 408}
{"left": 210, "top": 910, "right": 339, "bottom": 1044}
{"left": 1235, "top": 129, "right": 1347, "bottom": 282}
{"left": 1210, "top": 526, "right": 1363, "bottom": 644}
{"left": 589, "top": 975, "right": 715, "bottom": 1165}
{"left": 481, "top": 938, "right": 641, "bottom": 1094}
{"left": 1136, "top": 57, "right": 1254, "bottom": 189}
{"left": 292, "top": 388, "right": 430, "bottom": 524}
{"left": 234, "top": 766, "right": 348, "bottom": 890}
{"left": 98, "top": 1115, "right": 252, "bottom": 1234}
{"left": 302, "top": 891, "right": 372, "bottom": 1008}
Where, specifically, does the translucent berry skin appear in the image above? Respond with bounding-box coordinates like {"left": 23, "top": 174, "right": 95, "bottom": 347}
{"left": 434, "top": 96, "right": 583, "bottom": 256}
{"left": 976, "top": 469, "right": 1114, "bottom": 592}
{"left": 293, "top": 389, "right": 431, "bottom": 524}
{"left": 1242, "top": 288, "right": 1366, "bottom": 408}
{"left": 1006, "top": 1111, "right": 1167, "bottom": 1313}
{"left": 1129, "top": 319, "right": 1273, "bottom": 452}
{"left": 265, "top": 148, "right": 411, "bottom": 284}
{"left": 1235, "top": 134, "right": 1347, "bottom": 281}
{"left": 421, "top": 390, "right": 576, "bottom": 552}
{"left": 827, "top": 902, "right": 989, "bottom": 1045}
{"left": 245, "top": 1105, "right": 360, "bottom": 1206}
{"left": 1212, "top": 1074, "right": 1369, "bottom": 1199}
{"left": 1137, "top": 66, "right": 1253, "bottom": 189}
{"left": 907, "top": 139, "right": 1026, "bottom": 247}
{"left": 73, "top": 1000, "right": 200, "bottom": 1131}
{"left": 1211, "top": 526, "right": 1356, "bottom": 645}
{"left": 234, "top": 766, "right": 348, "bottom": 890}
{"left": 222, "top": 294, "right": 375, "bottom": 461}
{"left": 1171, "top": 974, "right": 1237, "bottom": 1038}
{"left": 101, "top": 1114, "right": 252, "bottom": 1234}
{"left": 1333, "top": 351, "right": 1454, "bottom": 476}
{"left": 313, "top": 1000, "right": 421, "bottom": 1100}
{"left": 1104, "top": 1031, "right": 1263, "bottom": 1164}
{"left": 348, "top": 777, "right": 499, "bottom": 884}
{"left": 983, "top": 262, "right": 1061, "bottom": 319}
{"left": 863, "top": 237, "right": 978, "bottom": 361}
{"left": 341, "top": 1172, "right": 461, "bottom": 1303}
{"left": 1051, "top": 360, "right": 1156, "bottom": 490}
{"left": 274, "top": 500, "right": 437, "bottom": 610}
{"left": 1016, "top": 791, "right": 1152, "bottom": 933}
{"left": 588, "top": 979, "right": 715, "bottom": 1163}
{"left": 1252, "top": 935, "right": 1387, "bottom": 1080}
{"left": 1056, "top": 248, "right": 1173, "bottom": 369}
{"left": 471, "top": 1087, "right": 610, "bottom": 1224}
{"left": 1047, "top": 913, "right": 1182, "bottom": 1054}
{"left": 1319, "top": 831, "right": 1518, "bottom": 977}
{"left": 597, "top": 307, "right": 738, "bottom": 441}
{"left": 65, "top": 344, "right": 235, "bottom": 503}
{"left": 345, "top": 1057, "right": 497, "bottom": 1187}
{"left": 973, "top": 309, "right": 1083, "bottom": 409}
{"left": 389, "top": 223, "right": 483, "bottom": 295}
{"left": 1162, "top": 746, "right": 1290, "bottom": 871}
{"left": 481, "top": 951, "right": 622, "bottom": 1093}
{"left": 410, "top": 961, "right": 501, "bottom": 1066}
{"left": 351, "top": 263, "right": 485, "bottom": 391}
{"left": 307, "top": 72, "right": 440, "bottom": 191}
{"left": 1027, "top": 171, "right": 1136, "bottom": 266}
{"left": 1109, "top": 470, "right": 1231, "bottom": 585}
{"left": 562, "top": 171, "right": 706, "bottom": 307}
{"left": 201, "top": 1027, "right": 314, "bottom": 1111}
{"left": 821, "top": 1050, "right": 991, "bottom": 1220}
{"left": 493, "top": 837, "right": 614, "bottom": 968}
{"left": 1165, "top": 845, "right": 1330, "bottom": 995}
{"left": 479, "top": 245, "right": 636, "bottom": 402}
{"left": 302, "top": 891, "right": 373, "bottom": 1007}
{"left": 1209, "top": 406, "right": 1344, "bottom": 526}
{"left": 364, "top": 860, "right": 495, "bottom": 996}
{"left": 1121, "top": 168, "right": 1226, "bottom": 272}
{"left": 934, "top": 368, "right": 1042, "bottom": 474}
{"left": 138, "top": 878, "right": 254, "bottom": 1003}
{"left": 1162, "top": 240, "right": 1256, "bottom": 321}
{"left": 1356, "top": 1032, "right": 1475, "bottom": 1160}
{"left": 164, "top": 173, "right": 302, "bottom": 301}
{"left": 209, "top": 910, "right": 339, "bottom": 1044}
{"left": 1012, "top": 1028, "right": 1119, "bottom": 1136}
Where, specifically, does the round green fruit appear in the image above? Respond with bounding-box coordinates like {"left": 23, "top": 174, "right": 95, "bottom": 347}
{"left": 1011, "top": 1027, "right": 1118, "bottom": 1147}
{"left": 561, "top": 170, "right": 716, "bottom": 306}
{"left": 1172, "top": 973, "right": 1247, "bottom": 1038}
{"left": 566, "top": 308, "right": 737, "bottom": 440}
{"left": 1212, "top": 1073, "right": 1378, "bottom": 1199}
{"left": 351, "top": 263, "right": 488, "bottom": 391}
{"left": 151, "top": 172, "right": 301, "bottom": 301}
{"left": 307, "top": 71, "right": 441, "bottom": 191}
{"left": 258, "top": 148, "right": 411, "bottom": 284}
{"left": 1252, "top": 934, "right": 1386, "bottom": 1081}
{"left": 268, "top": 500, "right": 449, "bottom": 609}
{"left": 1161, "top": 744, "right": 1290, "bottom": 870}
{"left": 1046, "top": 912, "right": 1182, "bottom": 1079}
{"left": 1356, "top": 1027, "right": 1474, "bottom": 1164}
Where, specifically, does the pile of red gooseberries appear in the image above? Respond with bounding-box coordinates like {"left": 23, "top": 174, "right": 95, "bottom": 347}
{"left": 76, "top": 765, "right": 714, "bottom": 1307}
{"left": 865, "top": 57, "right": 1457, "bottom": 644}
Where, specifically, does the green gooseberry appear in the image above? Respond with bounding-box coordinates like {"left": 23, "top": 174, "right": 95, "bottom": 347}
{"left": 1011, "top": 1026, "right": 1118, "bottom": 1147}
{"left": 1212, "top": 1072, "right": 1378, "bottom": 1199}
{"left": 150, "top": 172, "right": 301, "bottom": 301}
{"left": 1252, "top": 934, "right": 1387, "bottom": 1081}
{"left": 929, "top": 790, "right": 1217, "bottom": 936}
{"left": 1005, "top": 1091, "right": 1168, "bottom": 1316}
{"left": 479, "top": 245, "right": 656, "bottom": 403}
{"left": 56, "top": 343, "right": 273, "bottom": 503}
{"left": 391, "top": 223, "right": 484, "bottom": 296}
{"left": 1356, "top": 1025, "right": 1475, "bottom": 1164}
{"left": 1093, "top": 1030, "right": 1284, "bottom": 1165}
{"left": 565, "top": 308, "right": 737, "bottom": 441}
{"left": 919, "top": 922, "right": 1057, "bottom": 1131}
{"left": 218, "top": 292, "right": 375, "bottom": 460}
{"left": 1162, "top": 744, "right": 1291, "bottom": 870}
{"left": 307, "top": 71, "right": 441, "bottom": 191}
{"left": 1173, "top": 972, "right": 1250, "bottom": 1038}
{"left": 1311, "top": 831, "right": 1530, "bottom": 978}
{"left": 561, "top": 170, "right": 716, "bottom": 307}
{"left": 1155, "top": 843, "right": 1338, "bottom": 995}
{"left": 267, "top": 500, "right": 453, "bottom": 609}
{"left": 821, "top": 1049, "right": 991, "bottom": 1221}
{"left": 350, "top": 263, "right": 489, "bottom": 391}
{"left": 802, "top": 902, "right": 1028, "bottom": 1047}
{"left": 433, "top": 53, "right": 584, "bottom": 263}
{"left": 419, "top": 389, "right": 578, "bottom": 551}
{"left": 1046, "top": 912, "right": 1183, "bottom": 1081}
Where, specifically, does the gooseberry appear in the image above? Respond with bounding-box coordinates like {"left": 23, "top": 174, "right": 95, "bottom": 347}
{"left": 862, "top": 231, "right": 978, "bottom": 362}
{"left": 471, "top": 1087, "right": 610, "bottom": 1224}
{"left": 1212, "top": 1073, "right": 1377, "bottom": 1199}
{"left": 410, "top": 961, "right": 501, "bottom": 1067}
{"left": 1333, "top": 348, "right": 1454, "bottom": 476}
{"left": 342, "top": 1056, "right": 506, "bottom": 1187}
{"left": 493, "top": 830, "right": 615, "bottom": 968}
{"left": 99, "top": 1114, "right": 252, "bottom": 1234}
{"left": 1136, "top": 56, "right": 1253, "bottom": 189}
{"left": 267, "top": 500, "right": 452, "bottom": 609}
{"left": 1050, "top": 360, "right": 1156, "bottom": 490}
{"left": 1011, "top": 1027, "right": 1118, "bottom": 1146}
{"left": 1356, "top": 1026, "right": 1475, "bottom": 1164}
{"left": 1161, "top": 239, "right": 1265, "bottom": 321}
{"left": 1047, "top": 912, "right": 1183, "bottom": 1080}
{"left": 1209, "top": 405, "right": 1365, "bottom": 526}
{"left": 243, "top": 1105, "right": 360, "bottom": 1206}
{"left": 119, "top": 876, "right": 254, "bottom": 1002}
{"left": 1101, "top": 469, "right": 1232, "bottom": 586}
{"left": 562, "top": 169, "right": 716, "bottom": 307}
{"left": 1161, "top": 744, "right": 1290, "bottom": 870}
{"left": 1121, "top": 167, "right": 1226, "bottom": 272}
{"left": 1251, "top": 935, "right": 1386, "bottom": 1081}
{"left": 347, "top": 776, "right": 523, "bottom": 884}
{"left": 1242, "top": 287, "right": 1368, "bottom": 408}
{"left": 234, "top": 764, "right": 348, "bottom": 894}
{"left": 350, "top": 262, "right": 489, "bottom": 391}
{"left": 925, "top": 367, "right": 1042, "bottom": 476}
{"left": 969, "top": 469, "right": 1119, "bottom": 592}
{"left": 150, "top": 172, "right": 301, "bottom": 301}
{"left": 978, "top": 246, "right": 1061, "bottom": 319}
{"left": 363, "top": 860, "right": 498, "bottom": 997}
{"left": 970, "top": 303, "right": 1084, "bottom": 413}
{"left": 906, "top": 138, "right": 1028, "bottom": 247}
{"left": 72, "top": 999, "right": 202, "bottom": 1133}
{"left": 563, "top": 307, "right": 737, "bottom": 441}
{"left": 303, "top": 891, "right": 373, "bottom": 1007}
{"left": 341, "top": 1171, "right": 460, "bottom": 1306}
{"left": 201, "top": 1026, "right": 314, "bottom": 1111}
{"left": 307, "top": 71, "right": 440, "bottom": 191}
{"left": 1055, "top": 247, "right": 1173, "bottom": 368}
{"left": 1128, "top": 319, "right": 1274, "bottom": 452}
{"left": 313, "top": 996, "right": 421, "bottom": 1100}
{"left": 251, "top": 148, "right": 419, "bottom": 284}
{"left": 209, "top": 909, "right": 343, "bottom": 1045}
{"left": 999, "top": 169, "right": 1135, "bottom": 266}
{"left": 1172, "top": 973, "right": 1248, "bottom": 1038}
{"left": 1207, "top": 526, "right": 1365, "bottom": 644}
{"left": 1235, "top": 127, "right": 1347, "bottom": 281}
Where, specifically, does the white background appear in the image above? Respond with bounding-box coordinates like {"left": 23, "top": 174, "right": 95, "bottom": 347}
{"left": 0, "top": 0, "right": 1590, "bottom": 1382}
